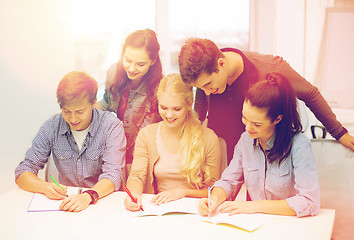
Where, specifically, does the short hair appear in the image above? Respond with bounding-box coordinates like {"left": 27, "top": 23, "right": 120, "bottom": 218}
{"left": 56, "top": 71, "right": 98, "bottom": 108}
{"left": 245, "top": 72, "right": 303, "bottom": 163}
{"left": 178, "top": 38, "right": 224, "bottom": 84}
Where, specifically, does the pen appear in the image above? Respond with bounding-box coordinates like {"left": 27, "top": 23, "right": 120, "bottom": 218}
{"left": 123, "top": 186, "right": 144, "bottom": 211}
{"left": 208, "top": 187, "right": 211, "bottom": 219}
{"left": 49, "top": 175, "right": 68, "bottom": 197}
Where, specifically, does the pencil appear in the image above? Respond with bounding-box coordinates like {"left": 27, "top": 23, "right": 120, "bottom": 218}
{"left": 49, "top": 175, "right": 68, "bottom": 197}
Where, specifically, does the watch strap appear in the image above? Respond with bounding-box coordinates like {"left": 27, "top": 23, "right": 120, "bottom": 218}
{"left": 83, "top": 190, "right": 99, "bottom": 204}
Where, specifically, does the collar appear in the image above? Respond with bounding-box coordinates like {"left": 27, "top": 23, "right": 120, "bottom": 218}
{"left": 221, "top": 48, "right": 258, "bottom": 87}
{"left": 58, "top": 108, "right": 99, "bottom": 137}
{"left": 253, "top": 133, "right": 276, "bottom": 151}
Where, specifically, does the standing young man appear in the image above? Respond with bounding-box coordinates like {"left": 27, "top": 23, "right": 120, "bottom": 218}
{"left": 15, "top": 71, "right": 126, "bottom": 212}
{"left": 179, "top": 38, "right": 354, "bottom": 163}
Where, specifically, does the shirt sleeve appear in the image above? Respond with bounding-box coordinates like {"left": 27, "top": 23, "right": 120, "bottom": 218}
{"left": 15, "top": 120, "right": 52, "bottom": 179}
{"left": 203, "top": 128, "right": 221, "bottom": 187}
{"left": 98, "top": 117, "right": 126, "bottom": 191}
{"left": 98, "top": 63, "right": 118, "bottom": 112}
{"left": 126, "top": 126, "right": 150, "bottom": 192}
{"left": 276, "top": 57, "right": 347, "bottom": 140}
{"left": 213, "top": 137, "right": 244, "bottom": 200}
{"left": 194, "top": 88, "right": 209, "bottom": 122}
{"left": 285, "top": 134, "right": 321, "bottom": 217}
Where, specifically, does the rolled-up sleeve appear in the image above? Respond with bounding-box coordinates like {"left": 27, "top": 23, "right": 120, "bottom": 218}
{"left": 286, "top": 136, "right": 320, "bottom": 217}
{"left": 213, "top": 140, "right": 244, "bottom": 200}
{"left": 15, "top": 120, "right": 52, "bottom": 179}
{"left": 99, "top": 118, "right": 126, "bottom": 191}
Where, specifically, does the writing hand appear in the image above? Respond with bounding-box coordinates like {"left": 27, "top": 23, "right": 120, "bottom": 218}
{"left": 44, "top": 182, "right": 67, "bottom": 200}
{"left": 124, "top": 193, "right": 143, "bottom": 212}
{"left": 151, "top": 189, "right": 185, "bottom": 205}
{"left": 198, "top": 198, "right": 218, "bottom": 217}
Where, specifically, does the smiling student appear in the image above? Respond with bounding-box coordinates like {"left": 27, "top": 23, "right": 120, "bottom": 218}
{"left": 96, "top": 29, "right": 163, "bottom": 174}
{"left": 15, "top": 71, "right": 126, "bottom": 212}
{"left": 198, "top": 72, "right": 320, "bottom": 217}
{"left": 179, "top": 38, "right": 354, "bottom": 163}
{"left": 124, "top": 74, "right": 221, "bottom": 211}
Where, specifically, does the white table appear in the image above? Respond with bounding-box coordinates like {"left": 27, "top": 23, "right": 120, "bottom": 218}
{"left": 0, "top": 188, "right": 335, "bottom": 240}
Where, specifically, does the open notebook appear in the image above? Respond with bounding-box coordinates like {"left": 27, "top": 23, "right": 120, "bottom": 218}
{"left": 27, "top": 187, "right": 84, "bottom": 212}
{"left": 121, "top": 197, "right": 199, "bottom": 217}
{"left": 197, "top": 212, "right": 277, "bottom": 232}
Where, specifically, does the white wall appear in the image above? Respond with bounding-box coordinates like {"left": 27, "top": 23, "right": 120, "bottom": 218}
{"left": 0, "top": 0, "right": 75, "bottom": 193}
{"left": 250, "top": 0, "right": 354, "bottom": 138}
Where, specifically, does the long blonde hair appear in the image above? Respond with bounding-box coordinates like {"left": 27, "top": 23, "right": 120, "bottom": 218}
{"left": 157, "top": 74, "right": 212, "bottom": 189}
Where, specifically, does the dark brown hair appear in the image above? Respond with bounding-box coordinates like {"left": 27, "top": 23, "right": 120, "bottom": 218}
{"left": 178, "top": 38, "right": 224, "bottom": 84}
{"left": 245, "top": 72, "right": 303, "bottom": 163}
{"left": 109, "top": 29, "right": 163, "bottom": 110}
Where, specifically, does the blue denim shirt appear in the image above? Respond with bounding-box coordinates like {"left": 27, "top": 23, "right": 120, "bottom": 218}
{"left": 15, "top": 108, "right": 126, "bottom": 190}
{"left": 214, "top": 131, "right": 320, "bottom": 217}
{"left": 99, "top": 63, "right": 160, "bottom": 164}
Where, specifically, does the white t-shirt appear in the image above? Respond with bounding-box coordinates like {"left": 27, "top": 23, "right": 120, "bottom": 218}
{"left": 71, "top": 126, "right": 90, "bottom": 151}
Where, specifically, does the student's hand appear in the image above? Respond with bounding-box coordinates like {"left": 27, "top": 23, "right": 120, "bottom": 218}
{"left": 151, "top": 189, "right": 185, "bottom": 205}
{"left": 198, "top": 198, "right": 218, "bottom": 217}
{"left": 44, "top": 182, "right": 68, "bottom": 200}
{"left": 59, "top": 193, "right": 91, "bottom": 212}
{"left": 219, "top": 201, "right": 255, "bottom": 215}
{"left": 339, "top": 133, "right": 354, "bottom": 152}
{"left": 124, "top": 193, "right": 143, "bottom": 212}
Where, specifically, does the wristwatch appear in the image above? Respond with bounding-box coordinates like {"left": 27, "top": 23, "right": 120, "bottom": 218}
{"left": 83, "top": 190, "right": 99, "bottom": 204}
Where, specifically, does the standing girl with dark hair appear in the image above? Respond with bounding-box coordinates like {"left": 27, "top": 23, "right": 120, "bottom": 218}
{"left": 97, "top": 29, "right": 163, "bottom": 173}
{"left": 198, "top": 72, "right": 320, "bottom": 217}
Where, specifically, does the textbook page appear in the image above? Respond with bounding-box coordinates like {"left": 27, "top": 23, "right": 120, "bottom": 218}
{"left": 121, "top": 197, "right": 199, "bottom": 217}
{"left": 197, "top": 213, "right": 277, "bottom": 232}
{"left": 27, "top": 187, "right": 82, "bottom": 212}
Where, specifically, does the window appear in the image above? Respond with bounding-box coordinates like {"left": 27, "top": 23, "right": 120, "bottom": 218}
{"left": 71, "top": 0, "right": 250, "bottom": 88}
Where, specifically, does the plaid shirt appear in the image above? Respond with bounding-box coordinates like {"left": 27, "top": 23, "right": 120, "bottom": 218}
{"left": 15, "top": 108, "right": 126, "bottom": 190}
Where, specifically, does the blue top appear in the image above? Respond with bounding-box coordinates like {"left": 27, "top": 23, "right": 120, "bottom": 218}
{"left": 15, "top": 108, "right": 126, "bottom": 190}
{"left": 214, "top": 131, "right": 320, "bottom": 217}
